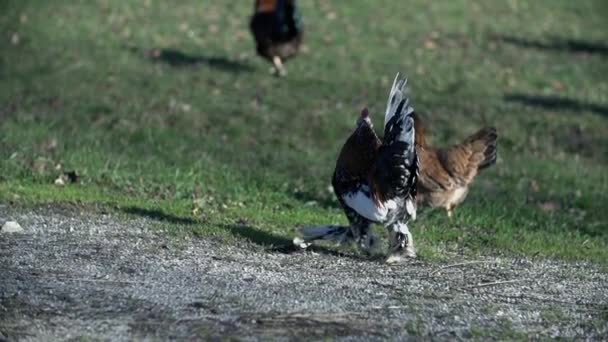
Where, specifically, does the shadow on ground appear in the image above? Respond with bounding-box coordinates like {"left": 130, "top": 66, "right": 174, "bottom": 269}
{"left": 504, "top": 94, "right": 608, "bottom": 117}
{"left": 223, "top": 223, "right": 370, "bottom": 261}
{"left": 494, "top": 35, "right": 608, "bottom": 56}
{"left": 127, "top": 46, "right": 254, "bottom": 73}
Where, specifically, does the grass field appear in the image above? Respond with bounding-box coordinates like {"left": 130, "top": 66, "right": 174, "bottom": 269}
{"left": 1, "top": 0, "right": 607, "bottom": 263}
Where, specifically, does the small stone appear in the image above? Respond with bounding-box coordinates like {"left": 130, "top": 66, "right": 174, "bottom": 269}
{"left": 11, "top": 33, "right": 20, "bottom": 45}
{"left": 2, "top": 221, "right": 23, "bottom": 233}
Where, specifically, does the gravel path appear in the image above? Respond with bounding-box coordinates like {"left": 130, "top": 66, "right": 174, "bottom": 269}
{"left": 1, "top": 206, "right": 607, "bottom": 341}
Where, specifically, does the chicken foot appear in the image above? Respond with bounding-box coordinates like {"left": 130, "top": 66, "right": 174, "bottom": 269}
{"left": 349, "top": 222, "right": 378, "bottom": 254}
{"left": 386, "top": 222, "right": 416, "bottom": 264}
{"left": 271, "top": 56, "right": 287, "bottom": 77}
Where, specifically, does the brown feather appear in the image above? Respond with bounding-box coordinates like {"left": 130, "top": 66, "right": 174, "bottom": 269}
{"left": 335, "top": 127, "right": 380, "bottom": 178}
{"left": 333, "top": 123, "right": 381, "bottom": 198}
{"left": 412, "top": 112, "right": 428, "bottom": 148}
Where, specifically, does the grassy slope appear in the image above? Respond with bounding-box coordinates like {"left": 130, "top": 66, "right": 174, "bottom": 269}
{"left": 1, "top": 0, "right": 607, "bottom": 262}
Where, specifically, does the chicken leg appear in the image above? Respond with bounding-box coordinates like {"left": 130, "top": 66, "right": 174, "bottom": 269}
{"left": 272, "top": 56, "right": 287, "bottom": 77}
{"left": 350, "top": 221, "right": 377, "bottom": 253}
{"left": 386, "top": 222, "right": 416, "bottom": 264}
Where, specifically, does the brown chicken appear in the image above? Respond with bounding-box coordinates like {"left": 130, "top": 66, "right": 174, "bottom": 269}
{"left": 414, "top": 114, "right": 497, "bottom": 217}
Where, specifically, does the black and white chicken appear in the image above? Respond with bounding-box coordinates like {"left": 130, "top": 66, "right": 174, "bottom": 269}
{"left": 295, "top": 74, "right": 419, "bottom": 263}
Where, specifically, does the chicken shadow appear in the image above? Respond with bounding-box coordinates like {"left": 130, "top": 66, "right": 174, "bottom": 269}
{"left": 120, "top": 206, "right": 199, "bottom": 225}
{"left": 494, "top": 35, "right": 608, "bottom": 56}
{"left": 127, "top": 46, "right": 254, "bottom": 73}
{"left": 504, "top": 94, "right": 608, "bottom": 117}
{"left": 224, "top": 223, "right": 370, "bottom": 261}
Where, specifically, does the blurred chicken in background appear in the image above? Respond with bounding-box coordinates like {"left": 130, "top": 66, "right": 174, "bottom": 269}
{"left": 249, "top": 0, "right": 303, "bottom": 76}
{"left": 414, "top": 114, "right": 498, "bottom": 218}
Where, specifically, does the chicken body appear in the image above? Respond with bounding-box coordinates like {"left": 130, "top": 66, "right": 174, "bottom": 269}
{"left": 298, "top": 75, "right": 418, "bottom": 263}
{"left": 414, "top": 115, "right": 497, "bottom": 217}
{"left": 249, "top": 0, "right": 303, "bottom": 76}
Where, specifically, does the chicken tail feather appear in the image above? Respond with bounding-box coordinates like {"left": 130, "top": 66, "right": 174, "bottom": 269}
{"left": 464, "top": 127, "right": 498, "bottom": 171}
{"left": 296, "top": 225, "right": 351, "bottom": 243}
{"left": 383, "top": 73, "right": 415, "bottom": 145}
{"left": 412, "top": 112, "right": 428, "bottom": 147}
{"left": 371, "top": 73, "right": 417, "bottom": 200}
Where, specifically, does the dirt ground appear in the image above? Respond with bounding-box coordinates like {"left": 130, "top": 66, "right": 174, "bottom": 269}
{"left": 1, "top": 205, "right": 607, "bottom": 341}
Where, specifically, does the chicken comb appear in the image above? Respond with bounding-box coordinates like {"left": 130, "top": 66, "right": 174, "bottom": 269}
{"left": 361, "top": 107, "right": 370, "bottom": 118}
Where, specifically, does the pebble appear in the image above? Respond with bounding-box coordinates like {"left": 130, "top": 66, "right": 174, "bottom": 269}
{"left": 2, "top": 221, "right": 24, "bottom": 233}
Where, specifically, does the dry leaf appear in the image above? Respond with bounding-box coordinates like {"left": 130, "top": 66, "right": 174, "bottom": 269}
{"left": 537, "top": 201, "right": 559, "bottom": 212}
{"left": 41, "top": 138, "right": 58, "bottom": 152}
{"left": 33, "top": 158, "right": 49, "bottom": 174}
{"left": 530, "top": 180, "right": 540, "bottom": 193}
{"left": 552, "top": 80, "right": 565, "bottom": 91}
{"left": 424, "top": 39, "right": 437, "bottom": 50}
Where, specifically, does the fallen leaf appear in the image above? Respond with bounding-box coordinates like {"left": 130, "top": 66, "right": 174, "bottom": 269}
{"left": 41, "top": 138, "right": 58, "bottom": 152}
{"left": 537, "top": 201, "right": 559, "bottom": 212}
{"left": 530, "top": 180, "right": 540, "bottom": 193}
{"left": 146, "top": 48, "right": 161, "bottom": 59}
{"left": 424, "top": 39, "right": 437, "bottom": 50}
{"left": 33, "top": 158, "right": 49, "bottom": 174}
{"left": 300, "top": 44, "right": 310, "bottom": 54}
{"left": 552, "top": 80, "right": 565, "bottom": 91}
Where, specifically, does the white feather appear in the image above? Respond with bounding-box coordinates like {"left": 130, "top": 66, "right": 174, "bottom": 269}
{"left": 392, "top": 222, "right": 410, "bottom": 234}
{"left": 342, "top": 190, "right": 390, "bottom": 222}
{"left": 406, "top": 198, "right": 416, "bottom": 220}
{"left": 298, "top": 225, "right": 351, "bottom": 246}
{"left": 292, "top": 237, "right": 311, "bottom": 249}
{"left": 384, "top": 73, "right": 413, "bottom": 130}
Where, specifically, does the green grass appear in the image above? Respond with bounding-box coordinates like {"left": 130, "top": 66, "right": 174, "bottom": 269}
{"left": 1, "top": 0, "right": 607, "bottom": 263}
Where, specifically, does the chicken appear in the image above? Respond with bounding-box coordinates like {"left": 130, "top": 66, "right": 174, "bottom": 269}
{"left": 414, "top": 114, "right": 497, "bottom": 217}
{"left": 249, "top": 0, "right": 303, "bottom": 76}
{"left": 295, "top": 74, "right": 419, "bottom": 263}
